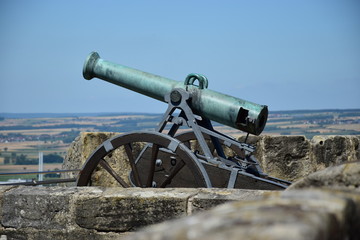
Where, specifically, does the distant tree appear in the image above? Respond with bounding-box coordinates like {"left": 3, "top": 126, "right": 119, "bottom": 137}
{"left": 16, "top": 154, "right": 27, "bottom": 164}
{"left": 11, "top": 152, "right": 17, "bottom": 162}
{"left": 44, "top": 154, "right": 64, "bottom": 163}
{"left": 15, "top": 154, "right": 36, "bottom": 165}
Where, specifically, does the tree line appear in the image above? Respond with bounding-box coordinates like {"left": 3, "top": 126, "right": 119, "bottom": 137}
{"left": 2, "top": 153, "right": 64, "bottom": 165}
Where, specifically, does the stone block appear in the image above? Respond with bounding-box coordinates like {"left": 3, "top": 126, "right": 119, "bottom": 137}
{"left": 281, "top": 188, "right": 360, "bottom": 239}
{"left": 1, "top": 186, "right": 359, "bottom": 239}
{"left": 327, "top": 188, "right": 360, "bottom": 239}
{"left": 75, "top": 187, "right": 199, "bottom": 232}
{"left": 0, "top": 186, "right": 16, "bottom": 223}
{"left": 280, "top": 189, "right": 357, "bottom": 238}
{"left": 311, "top": 136, "right": 360, "bottom": 170}
{"left": 125, "top": 197, "right": 343, "bottom": 240}
{"left": 1, "top": 186, "right": 91, "bottom": 230}
{"left": 258, "top": 135, "right": 312, "bottom": 181}
{"left": 287, "top": 161, "right": 360, "bottom": 190}
{"left": 239, "top": 135, "right": 360, "bottom": 182}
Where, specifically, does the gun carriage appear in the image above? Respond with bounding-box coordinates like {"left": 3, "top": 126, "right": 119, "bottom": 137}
{"left": 77, "top": 52, "right": 290, "bottom": 189}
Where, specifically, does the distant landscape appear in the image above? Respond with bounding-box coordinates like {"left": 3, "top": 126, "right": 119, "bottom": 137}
{"left": 1, "top": 109, "right": 359, "bottom": 182}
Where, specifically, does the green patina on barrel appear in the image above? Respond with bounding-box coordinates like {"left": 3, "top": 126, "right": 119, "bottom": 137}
{"left": 83, "top": 52, "right": 268, "bottom": 135}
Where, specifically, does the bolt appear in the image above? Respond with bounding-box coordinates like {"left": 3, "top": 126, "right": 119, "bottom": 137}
{"left": 170, "top": 157, "right": 177, "bottom": 166}
{"left": 155, "top": 159, "right": 162, "bottom": 167}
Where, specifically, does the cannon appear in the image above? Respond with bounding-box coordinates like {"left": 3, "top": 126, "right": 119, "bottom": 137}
{"left": 77, "top": 52, "right": 291, "bottom": 189}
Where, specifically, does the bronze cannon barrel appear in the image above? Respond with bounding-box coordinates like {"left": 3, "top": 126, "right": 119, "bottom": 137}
{"left": 83, "top": 52, "right": 268, "bottom": 135}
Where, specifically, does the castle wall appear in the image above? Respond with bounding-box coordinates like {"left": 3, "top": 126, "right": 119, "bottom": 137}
{"left": 62, "top": 133, "right": 360, "bottom": 182}
{"left": 0, "top": 134, "right": 359, "bottom": 239}
{"left": 0, "top": 186, "right": 271, "bottom": 239}
{"left": 0, "top": 186, "right": 359, "bottom": 240}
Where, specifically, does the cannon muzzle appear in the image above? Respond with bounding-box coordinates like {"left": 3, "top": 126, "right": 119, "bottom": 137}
{"left": 83, "top": 52, "right": 268, "bottom": 135}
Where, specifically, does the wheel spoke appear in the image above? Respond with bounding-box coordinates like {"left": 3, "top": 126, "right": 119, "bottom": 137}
{"left": 159, "top": 160, "right": 185, "bottom": 187}
{"left": 99, "top": 158, "right": 129, "bottom": 187}
{"left": 124, "top": 143, "right": 142, "bottom": 186}
{"left": 146, "top": 144, "right": 159, "bottom": 187}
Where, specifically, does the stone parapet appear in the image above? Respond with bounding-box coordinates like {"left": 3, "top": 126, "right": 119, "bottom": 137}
{"left": 2, "top": 134, "right": 358, "bottom": 239}
{"left": 125, "top": 188, "right": 360, "bottom": 240}
{"left": 63, "top": 133, "right": 360, "bottom": 183}
{"left": 0, "top": 186, "right": 270, "bottom": 239}
{"left": 239, "top": 135, "right": 360, "bottom": 181}
{"left": 0, "top": 186, "right": 359, "bottom": 240}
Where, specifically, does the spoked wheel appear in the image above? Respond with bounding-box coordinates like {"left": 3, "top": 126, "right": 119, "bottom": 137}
{"left": 77, "top": 131, "right": 211, "bottom": 188}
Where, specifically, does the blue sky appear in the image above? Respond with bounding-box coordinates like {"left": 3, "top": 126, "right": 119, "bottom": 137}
{"left": 0, "top": 0, "right": 359, "bottom": 113}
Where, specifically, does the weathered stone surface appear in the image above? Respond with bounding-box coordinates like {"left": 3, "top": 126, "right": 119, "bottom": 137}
{"left": 260, "top": 135, "right": 312, "bottom": 181}
{"left": 287, "top": 161, "right": 360, "bottom": 190}
{"left": 279, "top": 189, "right": 356, "bottom": 238}
{"left": 0, "top": 186, "right": 277, "bottom": 239}
{"left": 77, "top": 187, "right": 276, "bottom": 233}
{"left": 0, "top": 186, "right": 15, "bottom": 224}
{"left": 311, "top": 135, "right": 360, "bottom": 170}
{"left": 281, "top": 188, "right": 360, "bottom": 239}
{"left": 1, "top": 186, "right": 360, "bottom": 239}
{"left": 239, "top": 135, "right": 360, "bottom": 181}
{"left": 327, "top": 188, "right": 360, "bottom": 239}
{"left": 126, "top": 199, "right": 338, "bottom": 240}
{"left": 75, "top": 188, "right": 199, "bottom": 232}
{"left": 1, "top": 186, "right": 90, "bottom": 230}
{"left": 238, "top": 135, "right": 313, "bottom": 181}
{"left": 126, "top": 189, "right": 360, "bottom": 240}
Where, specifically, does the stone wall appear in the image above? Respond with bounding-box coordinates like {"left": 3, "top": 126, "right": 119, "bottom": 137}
{"left": 239, "top": 135, "right": 360, "bottom": 181}
{"left": 0, "top": 184, "right": 359, "bottom": 239}
{"left": 126, "top": 188, "right": 360, "bottom": 240}
{"left": 0, "top": 186, "right": 271, "bottom": 239}
{"left": 63, "top": 133, "right": 360, "bottom": 182}
{"left": 0, "top": 134, "right": 359, "bottom": 239}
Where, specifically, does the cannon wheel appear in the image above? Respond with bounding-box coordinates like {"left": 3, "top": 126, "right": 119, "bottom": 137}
{"left": 77, "top": 131, "right": 211, "bottom": 188}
